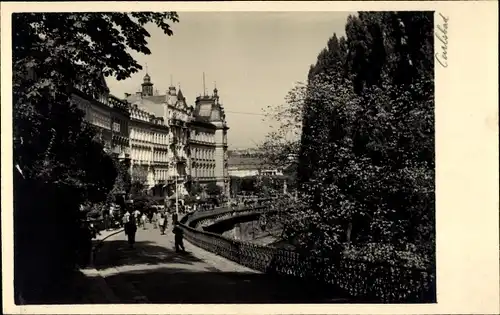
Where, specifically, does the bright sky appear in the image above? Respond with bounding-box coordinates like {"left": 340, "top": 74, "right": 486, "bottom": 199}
{"left": 106, "top": 12, "right": 353, "bottom": 149}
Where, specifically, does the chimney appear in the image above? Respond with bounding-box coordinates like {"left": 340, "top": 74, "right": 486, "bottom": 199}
{"left": 135, "top": 91, "right": 142, "bottom": 98}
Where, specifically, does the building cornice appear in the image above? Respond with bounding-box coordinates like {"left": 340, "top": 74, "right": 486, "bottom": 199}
{"left": 72, "top": 89, "right": 109, "bottom": 111}
{"left": 130, "top": 117, "right": 169, "bottom": 131}
{"left": 190, "top": 119, "right": 217, "bottom": 129}
{"left": 188, "top": 139, "right": 216, "bottom": 147}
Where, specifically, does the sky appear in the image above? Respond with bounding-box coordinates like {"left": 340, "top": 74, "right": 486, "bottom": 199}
{"left": 105, "top": 12, "right": 354, "bottom": 149}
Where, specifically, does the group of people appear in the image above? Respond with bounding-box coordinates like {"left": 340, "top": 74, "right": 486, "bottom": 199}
{"left": 121, "top": 209, "right": 185, "bottom": 253}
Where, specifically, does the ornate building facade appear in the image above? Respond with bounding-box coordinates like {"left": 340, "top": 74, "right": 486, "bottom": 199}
{"left": 125, "top": 73, "right": 230, "bottom": 198}
{"left": 128, "top": 104, "right": 170, "bottom": 197}
{"left": 72, "top": 71, "right": 229, "bottom": 200}
{"left": 72, "top": 78, "right": 130, "bottom": 161}
{"left": 191, "top": 87, "right": 230, "bottom": 196}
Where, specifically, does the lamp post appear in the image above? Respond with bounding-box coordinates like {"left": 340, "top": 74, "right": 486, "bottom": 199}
{"left": 175, "top": 174, "right": 179, "bottom": 216}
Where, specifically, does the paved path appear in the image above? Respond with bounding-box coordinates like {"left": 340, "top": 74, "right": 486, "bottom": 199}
{"left": 93, "top": 223, "right": 350, "bottom": 303}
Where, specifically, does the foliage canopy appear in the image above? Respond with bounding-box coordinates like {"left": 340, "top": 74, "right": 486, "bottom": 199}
{"left": 13, "top": 12, "right": 179, "bottom": 303}
{"left": 262, "top": 12, "right": 435, "bottom": 268}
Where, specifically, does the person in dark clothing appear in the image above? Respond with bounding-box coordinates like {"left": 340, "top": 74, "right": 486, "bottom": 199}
{"left": 172, "top": 222, "right": 185, "bottom": 253}
{"left": 77, "top": 221, "right": 93, "bottom": 267}
{"left": 158, "top": 213, "right": 166, "bottom": 235}
{"left": 124, "top": 214, "right": 137, "bottom": 248}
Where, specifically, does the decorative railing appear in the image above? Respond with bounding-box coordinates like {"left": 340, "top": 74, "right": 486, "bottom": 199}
{"left": 183, "top": 202, "right": 274, "bottom": 227}
{"left": 193, "top": 207, "right": 273, "bottom": 229}
{"left": 179, "top": 205, "right": 435, "bottom": 303}
{"left": 108, "top": 95, "right": 130, "bottom": 113}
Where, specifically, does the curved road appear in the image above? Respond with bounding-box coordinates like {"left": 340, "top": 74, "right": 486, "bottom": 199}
{"left": 93, "top": 224, "right": 350, "bottom": 303}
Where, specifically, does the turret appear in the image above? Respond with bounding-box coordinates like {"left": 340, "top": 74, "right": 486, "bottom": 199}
{"left": 141, "top": 72, "right": 154, "bottom": 97}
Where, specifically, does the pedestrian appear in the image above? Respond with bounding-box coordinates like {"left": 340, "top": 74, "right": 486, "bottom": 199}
{"left": 108, "top": 205, "right": 115, "bottom": 230}
{"left": 124, "top": 214, "right": 137, "bottom": 248}
{"left": 152, "top": 211, "right": 158, "bottom": 229}
{"left": 77, "top": 220, "right": 92, "bottom": 267}
{"left": 141, "top": 212, "right": 147, "bottom": 230}
{"left": 123, "top": 210, "right": 131, "bottom": 226}
{"left": 159, "top": 213, "right": 166, "bottom": 235}
{"left": 172, "top": 222, "right": 185, "bottom": 253}
{"left": 148, "top": 211, "right": 153, "bottom": 224}
{"left": 133, "top": 208, "right": 140, "bottom": 224}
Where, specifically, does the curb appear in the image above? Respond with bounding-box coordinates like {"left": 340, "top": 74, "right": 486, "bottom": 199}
{"left": 91, "top": 228, "right": 124, "bottom": 267}
{"left": 80, "top": 268, "right": 121, "bottom": 303}
{"left": 85, "top": 229, "right": 124, "bottom": 303}
{"left": 91, "top": 228, "right": 150, "bottom": 303}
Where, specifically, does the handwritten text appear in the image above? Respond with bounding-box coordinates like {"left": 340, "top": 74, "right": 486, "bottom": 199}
{"left": 435, "top": 13, "right": 449, "bottom": 68}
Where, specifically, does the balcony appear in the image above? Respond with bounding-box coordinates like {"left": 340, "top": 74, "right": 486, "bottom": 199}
{"left": 118, "top": 151, "right": 130, "bottom": 161}
{"left": 166, "top": 175, "right": 185, "bottom": 183}
{"left": 175, "top": 156, "right": 187, "bottom": 164}
{"left": 108, "top": 95, "right": 131, "bottom": 114}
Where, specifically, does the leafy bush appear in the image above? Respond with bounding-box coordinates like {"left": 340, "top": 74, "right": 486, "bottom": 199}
{"left": 205, "top": 182, "right": 223, "bottom": 196}
{"left": 342, "top": 243, "right": 431, "bottom": 270}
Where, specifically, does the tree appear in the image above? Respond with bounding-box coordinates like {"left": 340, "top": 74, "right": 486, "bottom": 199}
{"left": 205, "top": 182, "right": 222, "bottom": 196}
{"left": 108, "top": 157, "right": 132, "bottom": 206}
{"left": 282, "top": 12, "right": 435, "bottom": 269}
{"left": 240, "top": 176, "right": 257, "bottom": 194}
{"left": 189, "top": 182, "right": 203, "bottom": 196}
{"left": 12, "top": 12, "right": 179, "bottom": 303}
{"left": 230, "top": 176, "right": 243, "bottom": 196}
{"left": 254, "top": 175, "right": 285, "bottom": 197}
{"left": 260, "top": 83, "right": 305, "bottom": 169}
{"left": 130, "top": 179, "right": 147, "bottom": 198}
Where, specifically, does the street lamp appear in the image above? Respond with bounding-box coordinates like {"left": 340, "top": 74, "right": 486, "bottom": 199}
{"left": 175, "top": 174, "right": 179, "bottom": 216}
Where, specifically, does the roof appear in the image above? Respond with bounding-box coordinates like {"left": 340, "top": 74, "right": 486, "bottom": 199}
{"left": 192, "top": 95, "right": 227, "bottom": 125}
{"left": 177, "top": 88, "right": 185, "bottom": 101}
{"left": 228, "top": 156, "right": 262, "bottom": 167}
{"left": 190, "top": 119, "right": 216, "bottom": 129}
{"left": 126, "top": 94, "right": 166, "bottom": 118}
{"left": 100, "top": 74, "right": 110, "bottom": 93}
{"left": 210, "top": 103, "right": 223, "bottom": 121}
{"left": 227, "top": 156, "right": 279, "bottom": 170}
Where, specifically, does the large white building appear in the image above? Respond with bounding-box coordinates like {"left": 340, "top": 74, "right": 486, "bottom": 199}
{"left": 190, "top": 87, "right": 230, "bottom": 196}
{"left": 73, "top": 77, "right": 130, "bottom": 161}
{"left": 124, "top": 72, "right": 229, "bottom": 199}
{"left": 128, "top": 104, "right": 170, "bottom": 196}
{"left": 227, "top": 154, "right": 283, "bottom": 178}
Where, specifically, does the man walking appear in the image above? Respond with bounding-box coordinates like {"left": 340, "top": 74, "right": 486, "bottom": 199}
{"left": 133, "top": 208, "right": 140, "bottom": 224}
{"left": 152, "top": 211, "right": 158, "bottom": 229}
{"left": 123, "top": 210, "right": 131, "bottom": 226}
{"left": 172, "top": 222, "right": 185, "bottom": 253}
{"left": 124, "top": 213, "right": 137, "bottom": 248}
{"left": 141, "top": 212, "right": 147, "bottom": 230}
{"left": 159, "top": 213, "right": 166, "bottom": 235}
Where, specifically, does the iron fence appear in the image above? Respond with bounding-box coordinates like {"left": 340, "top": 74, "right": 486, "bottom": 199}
{"left": 178, "top": 207, "right": 435, "bottom": 303}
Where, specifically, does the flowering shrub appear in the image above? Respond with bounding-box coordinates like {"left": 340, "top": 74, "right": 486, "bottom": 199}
{"left": 343, "top": 243, "right": 430, "bottom": 270}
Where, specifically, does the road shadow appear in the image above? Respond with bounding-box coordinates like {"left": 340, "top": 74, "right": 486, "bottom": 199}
{"left": 18, "top": 269, "right": 115, "bottom": 304}
{"left": 99, "top": 266, "right": 352, "bottom": 303}
{"left": 95, "top": 239, "right": 204, "bottom": 270}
